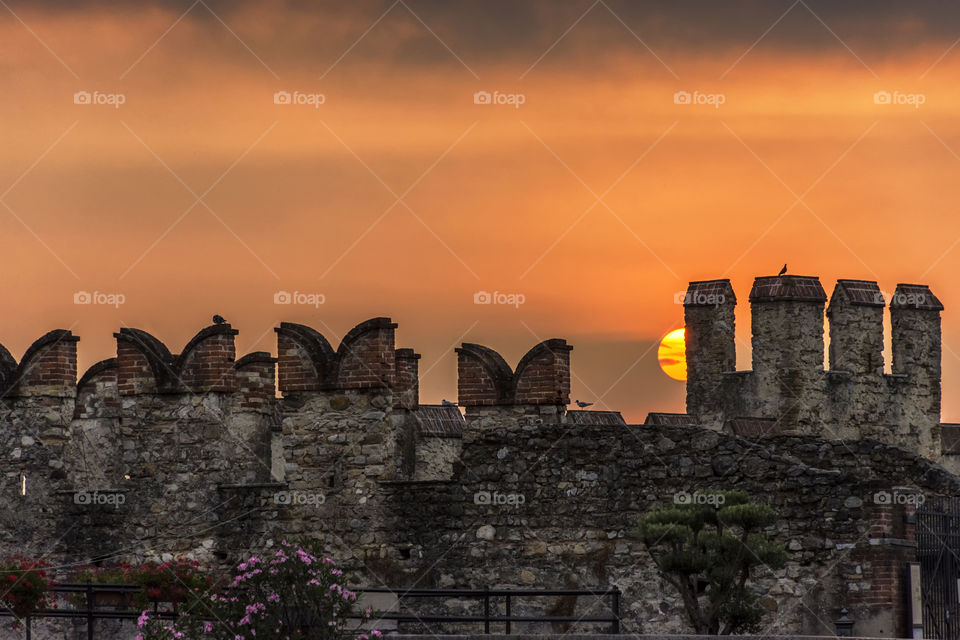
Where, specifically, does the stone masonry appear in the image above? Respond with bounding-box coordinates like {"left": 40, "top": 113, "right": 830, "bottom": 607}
{"left": 684, "top": 275, "right": 952, "bottom": 464}
{"left": 0, "top": 272, "right": 957, "bottom": 638}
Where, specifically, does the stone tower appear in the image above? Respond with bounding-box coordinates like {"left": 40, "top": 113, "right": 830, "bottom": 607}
{"left": 682, "top": 274, "right": 946, "bottom": 459}
{"left": 683, "top": 279, "right": 736, "bottom": 431}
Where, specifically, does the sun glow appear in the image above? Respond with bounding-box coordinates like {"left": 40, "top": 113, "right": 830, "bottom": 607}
{"left": 657, "top": 328, "right": 687, "bottom": 381}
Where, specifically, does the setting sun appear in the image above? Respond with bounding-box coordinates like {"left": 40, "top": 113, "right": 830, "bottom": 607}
{"left": 657, "top": 328, "right": 687, "bottom": 381}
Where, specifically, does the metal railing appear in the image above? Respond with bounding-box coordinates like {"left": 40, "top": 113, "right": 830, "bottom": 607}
{"left": 358, "top": 587, "right": 622, "bottom": 634}
{"left": 1, "top": 582, "right": 181, "bottom": 639}
{"left": 0, "top": 584, "right": 622, "bottom": 638}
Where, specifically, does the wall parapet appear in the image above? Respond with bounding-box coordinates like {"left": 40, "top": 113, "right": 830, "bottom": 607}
{"left": 456, "top": 340, "right": 571, "bottom": 407}
{"left": 0, "top": 330, "right": 80, "bottom": 397}
{"left": 275, "top": 318, "right": 398, "bottom": 393}
{"left": 684, "top": 274, "right": 946, "bottom": 459}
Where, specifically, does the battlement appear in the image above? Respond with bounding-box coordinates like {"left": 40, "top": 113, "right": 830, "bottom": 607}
{"left": 393, "top": 348, "right": 420, "bottom": 410}
{"left": 684, "top": 274, "right": 946, "bottom": 457}
{"left": 0, "top": 320, "right": 577, "bottom": 422}
{"left": 456, "top": 339, "right": 572, "bottom": 406}
{"left": 114, "top": 324, "right": 239, "bottom": 395}
{"left": 0, "top": 330, "right": 79, "bottom": 398}
{"left": 274, "top": 318, "right": 398, "bottom": 392}
{"left": 1, "top": 311, "right": 958, "bottom": 638}
{"left": 0, "top": 320, "right": 582, "bottom": 517}
{"left": 749, "top": 274, "right": 827, "bottom": 302}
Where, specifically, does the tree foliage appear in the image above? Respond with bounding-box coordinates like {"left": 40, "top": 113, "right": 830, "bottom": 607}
{"left": 632, "top": 490, "right": 787, "bottom": 635}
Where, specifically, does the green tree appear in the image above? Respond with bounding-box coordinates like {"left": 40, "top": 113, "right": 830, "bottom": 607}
{"left": 632, "top": 490, "right": 787, "bottom": 635}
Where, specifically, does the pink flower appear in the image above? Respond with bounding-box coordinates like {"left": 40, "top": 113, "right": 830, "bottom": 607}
{"left": 137, "top": 611, "right": 150, "bottom": 628}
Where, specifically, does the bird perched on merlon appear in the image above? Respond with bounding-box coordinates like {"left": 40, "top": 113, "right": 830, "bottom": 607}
{"left": 575, "top": 400, "right": 593, "bottom": 408}
{"left": 778, "top": 264, "right": 787, "bottom": 276}
{"left": 212, "top": 314, "right": 226, "bottom": 325}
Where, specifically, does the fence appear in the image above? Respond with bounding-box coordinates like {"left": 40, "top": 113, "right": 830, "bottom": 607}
{"left": 361, "top": 587, "right": 622, "bottom": 634}
{"left": 917, "top": 497, "right": 960, "bottom": 640}
{"left": 0, "top": 584, "right": 622, "bottom": 638}
{"left": 2, "top": 582, "right": 178, "bottom": 639}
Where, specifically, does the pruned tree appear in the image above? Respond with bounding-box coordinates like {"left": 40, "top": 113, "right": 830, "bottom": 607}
{"left": 632, "top": 490, "right": 787, "bottom": 635}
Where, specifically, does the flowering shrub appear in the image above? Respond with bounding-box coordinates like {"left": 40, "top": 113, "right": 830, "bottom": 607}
{"left": 68, "top": 564, "right": 135, "bottom": 609}
{"left": 136, "top": 541, "right": 379, "bottom": 640}
{"left": 0, "top": 558, "right": 52, "bottom": 618}
{"left": 136, "top": 610, "right": 189, "bottom": 640}
{"left": 72, "top": 564, "right": 132, "bottom": 583}
{"left": 127, "top": 559, "right": 217, "bottom": 613}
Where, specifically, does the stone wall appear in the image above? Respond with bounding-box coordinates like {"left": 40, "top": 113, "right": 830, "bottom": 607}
{"left": 0, "top": 310, "right": 955, "bottom": 638}
{"left": 684, "top": 275, "right": 947, "bottom": 461}
{"left": 387, "top": 419, "right": 949, "bottom": 638}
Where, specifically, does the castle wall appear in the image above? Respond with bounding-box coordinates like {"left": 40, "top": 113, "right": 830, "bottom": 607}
{"left": 0, "top": 332, "right": 78, "bottom": 559}
{"left": 386, "top": 422, "right": 943, "bottom": 637}
{"left": 413, "top": 435, "right": 461, "bottom": 481}
{"left": 276, "top": 389, "right": 395, "bottom": 555}
{"left": 683, "top": 275, "right": 946, "bottom": 458}
{"left": 0, "top": 309, "right": 955, "bottom": 639}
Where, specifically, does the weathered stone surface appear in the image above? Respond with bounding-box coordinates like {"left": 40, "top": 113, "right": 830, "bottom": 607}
{"left": 684, "top": 276, "right": 948, "bottom": 463}
{"left": 0, "top": 313, "right": 953, "bottom": 639}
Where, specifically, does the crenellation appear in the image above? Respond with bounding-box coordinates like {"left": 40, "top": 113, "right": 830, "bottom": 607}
{"left": 114, "top": 329, "right": 171, "bottom": 395}
{"left": 335, "top": 317, "right": 398, "bottom": 389}
{"left": 686, "top": 273, "right": 947, "bottom": 458}
{"left": 177, "top": 324, "right": 239, "bottom": 393}
{"left": 683, "top": 279, "right": 736, "bottom": 430}
{"left": 456, "top": 339, "right": 571, "bottom": 409}
{"left": 393, "top": 348, "right": 420, "bottom": 410}
{"left": 0, "top": 308, "right": 959, "bottom": 638}
{"left": 889, "top": 284, "right": 943, "bottom": 458}
{"left": 827, "top": 280, "right": 885, "bottom": 375}
{"left": 748, "top": 276, "right": 827, "bottom": 435}
{"left": 9, "top": 330, "right": 80, "bottom": 398}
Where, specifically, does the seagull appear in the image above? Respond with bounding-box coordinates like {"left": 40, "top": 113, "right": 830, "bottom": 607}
{"left": 212, "top": 315, "right": 226, "bottom": 325}
{"left": 778, "top": 264, "right": 787, "bottom": 277}
{"left": 575, "top": 400, "right": 593, "bottom": 408}
{"left": 441, "top": 399, "right": 457, "bottom": 407}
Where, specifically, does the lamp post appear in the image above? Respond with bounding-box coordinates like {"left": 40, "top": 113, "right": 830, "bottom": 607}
{"left": 834, "top": 608, "right": 855, "bottom": 637}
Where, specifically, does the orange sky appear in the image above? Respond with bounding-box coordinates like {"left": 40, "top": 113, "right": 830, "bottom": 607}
{"left": 4, "top": 1, "right": 960, "bottom": 422}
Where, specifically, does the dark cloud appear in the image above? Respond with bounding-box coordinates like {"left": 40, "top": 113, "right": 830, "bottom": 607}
{"left": 12, "top": 0, "right": 960, "bottom": 63}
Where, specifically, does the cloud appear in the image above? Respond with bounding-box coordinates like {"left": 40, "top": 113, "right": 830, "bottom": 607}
{"left": 5, "top": 0, "right": 960, "bottom": 423}
{"left": 8, "top": 0, "right": 960, "bottom": 77}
